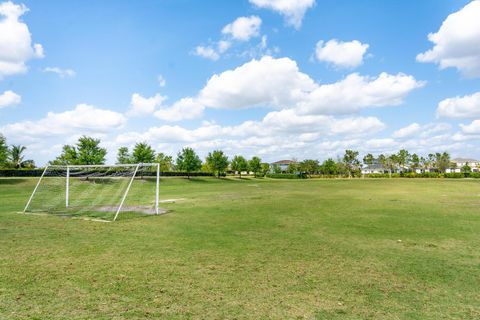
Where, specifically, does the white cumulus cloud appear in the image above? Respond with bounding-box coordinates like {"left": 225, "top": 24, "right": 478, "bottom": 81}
{"left": 315, "top": 39, "right": 369, "bottom": 69}
{"left": 0, "top": 90, "right": 20, "bottom": 108}
{"left": 365, "top": 138, "right": 397, "bottom": 152}
{"left": 198, "top": 56, "right": 316, "bottom": 109}
{"left": 249, "top": 0, "right": 315, "bottom": 29}
{"left": 392, "top": 123, "right": 421, "bottom": 139}
{"left": 1, "top": 104, "right": 127, "bottom": 141}
{"left": 0, "top": 1, "right": 44, "bottom": 79}
{"left": 114, "top": 112, "right": 386, "bottom": 161}
{"left": 222, "top": 16, "right": 262, "bottom": 41}
{"left": 194, "top": 56, "right": 423, "bottom": 115}
{"left": 297, "top": 72, "right": 425, "bottom": 115}
{"left": 416, "top": 0, "right": 480, "bottom": 77}
{"left": 194, "top": 46, "right": 220, "bottom": 61}
{"left": 330, "top": 116, "right": 386, "bottom": 135}
{"left": 195, "top": 16, "right": 264, "bottom": 60}
{"left": 127, "top": 92, "right": 204, "bottom": 121}
{"left": 460, "top": 120, "right": 480, "bottom": 134}
{"left": 217, "top": 40, "right": 232, "bottom": 53}
{"left": 43, "top": 67, "right": 76, "bottom": 78}
{"left": 393, "top": 122, "right": 451, "bottom": 141}
{"left": 127, "top": 93, "right": 167, "bottom": 117}
{"left": 154, "top": 97, "right": 205, "bottom": 122}
{"left": 437, "top": 92, "right": 480, "bottom": 119}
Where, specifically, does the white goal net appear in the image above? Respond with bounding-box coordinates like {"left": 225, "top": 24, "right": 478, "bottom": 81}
{"left": 23, "top": 163, "right": 160, "bottom": 221}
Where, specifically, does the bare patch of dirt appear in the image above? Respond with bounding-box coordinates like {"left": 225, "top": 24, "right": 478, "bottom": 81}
{"left": 94, "top": 205, "right": 167, "bottom": 215}
{"left": 159, "top": 198, "right": 185, "bottom": 203}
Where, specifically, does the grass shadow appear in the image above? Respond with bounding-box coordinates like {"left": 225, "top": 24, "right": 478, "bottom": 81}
{"left": 0, "top": 178, "right": 27, "bottom": 185}
{"left": 185, "top": 177, "right": 217, "bottom": 183}
{"left": 230, "top": 177, "right": 257, "bottom": 181}
{"left": 77, "top": 178, "right": 117, "bottom": 184}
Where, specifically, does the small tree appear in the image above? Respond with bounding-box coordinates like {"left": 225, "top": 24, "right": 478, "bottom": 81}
{"left": 9, "top": 145, "right": 29, "bottom": 169}
{"left": 176, "top": 147, "right": 202, "bottom": 179}
{"left": 155, "top": 153, "right": 174, "bottom": 172}
{"left": 389, "top": 154, "right": 400, "bottom": 173}
{"left": 410, "top": 153, "right": 420, "bottom": 172}
{"left": 396, "top": 149, "right": 410, "bottom": 172}
{"left": 335, "top": 160, "right": 348, "bottom": 177}
{"left": 299, "top": 159, "right": 319, "bottom": 177}
{"left": 231, "top": 155, "right": 248, "bottom": 178}
{"left": 343, "top": 150, "right": 360, "bottom": 177}
{"left": 462, "top": 163, "right": 472, "bottom": 174}
{"left": 260, "top": 163, "right": 270, "bottom": 176}
{"left": 132, "top": 142, "right": 155, "bottom": 163}
{"left": 117, "top": 147, "right": 132, "bottom": 164}
{"left": 378, "top": 154, "right": 394, "bottom": 177}
{"left": 201, "top": 162, "right": 213, "bottom": 173}
{"left": 50, "top": 136, "right": 106, "bottom": 165}
{"left": 0, "top": 134, "right": 9, "bottom": 167}
{"left": 21, "top": 159, "right": 35, "bottom": 169}
{"left": 420, "top": 156, "right": 432, "bottom": 172}
{"left": 320, "top": 158, "right": 337, "bottom": 175}
{"left": 249, "top": 156, "right": 262, "bottom": 177}
{"left": 206, "top": 150, "right": 229, "bottom": 178}
{"left": 435, "top": 152, "right": 450, "bottom": 173}
{"left": 363, "top": 153, "right": 375, "bottom": 166}
{"left": 287, "top": 160, "right": 299, "bottom": 174}
{"left": 50, "top": 145, "right": 78, "bottom": 165}
{"left": 272, "top": 164, "right": 281, "bottom": 174}
{"left": 77, "top": 136, "right": 107, "bottom": 165}
{"left": 428, "top": 153, "right": 436, "bottom": 170}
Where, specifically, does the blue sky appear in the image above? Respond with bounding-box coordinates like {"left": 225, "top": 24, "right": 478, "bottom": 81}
{"left": 1, "top": 0, "right": 480, "bottom": 165}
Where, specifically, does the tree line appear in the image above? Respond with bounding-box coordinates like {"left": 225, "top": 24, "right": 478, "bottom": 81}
{"left": 270, "top": 150, "right": 455, "bottom": 177}
{"left": 0, "top": 134, "right": 35, "bottom": 169}
{"left": 44, "top": 136, "right": 266, "bottom": 178}
{"left": 0, "top": 134, "right": 459, "bottom": 177}
{"left": 362, "top": 150, "right": 453, "bottom": 176}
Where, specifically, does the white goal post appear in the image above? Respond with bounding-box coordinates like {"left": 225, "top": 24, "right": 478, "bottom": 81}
{"left": 23, "top": 163, "right": 160, "bottom": 221}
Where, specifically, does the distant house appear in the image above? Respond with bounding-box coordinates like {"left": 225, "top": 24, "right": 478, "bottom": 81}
{"left": 270, "top": 160, "right": 295, "bottom": 173}
{"left": 362, "top": 163, "right": 413, "bottom": 175}
{"left": 361, "top": 164, "right": 388, "bottom": 175}
{"left": 448, "top": 158, "right": 480, "bottom": 173}
{"left": 415, "top": 168, "right": 436, "bottom": 174}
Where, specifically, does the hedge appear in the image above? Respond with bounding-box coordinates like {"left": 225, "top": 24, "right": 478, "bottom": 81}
{"left": 0, "top": 169, "right": 46, "bottom": 177}
{"left": 0, "top": 169, "right": 214, "bottom": 178}
{"left": 444, "top": 172, "right": 480, "bottom": 179}
{"left": 1, "top": 169, "right": 479, "bottom": 179}
{"left": 266, "top": 173, "right": 307, "bottom": 179}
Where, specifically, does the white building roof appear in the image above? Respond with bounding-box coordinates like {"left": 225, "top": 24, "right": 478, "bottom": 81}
{"left": 451, "top": 158, "right": 479, "bottom": 163}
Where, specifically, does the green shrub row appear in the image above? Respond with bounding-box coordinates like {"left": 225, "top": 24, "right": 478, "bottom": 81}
{"left": 266, "top": 173, "right": 307, "bottom": 179}
{"left": 1, "top": 169, "right": 479, "bottom": 179}
{"left": 365, "top": 172, "right": 480, "bottom": 179}
{"left": 268, "top": 172, "right": 480, "bottom": 179}
{"left": 0, "top": 169, "right": 214, "bottom": 178}
{"left": 444, "top": 172, "right": 480, "bottom": 178}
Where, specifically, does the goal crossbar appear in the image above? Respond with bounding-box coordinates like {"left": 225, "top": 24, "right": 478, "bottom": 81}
{"left": 48, "top": 163, "right": 158, "bottom": 168}
{"left": 23, "top": 163, "right": 160, "bottom": 221}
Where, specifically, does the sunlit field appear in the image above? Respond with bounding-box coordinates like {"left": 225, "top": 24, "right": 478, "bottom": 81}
{"left": 1, "top": 177, "right": 479, "bottom": 319}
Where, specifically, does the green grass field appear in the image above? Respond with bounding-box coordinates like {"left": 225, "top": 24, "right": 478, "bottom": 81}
{"left": 1, "top": 177, "right": 479, "bottom": 319}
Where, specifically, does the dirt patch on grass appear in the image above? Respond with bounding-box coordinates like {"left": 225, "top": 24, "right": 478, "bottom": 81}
{"left": 94, "top": 205, "right": 167, "bottom": 215}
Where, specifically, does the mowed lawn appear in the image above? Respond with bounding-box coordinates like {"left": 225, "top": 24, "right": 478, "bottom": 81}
{"left": 1, "top": 178, "right": 479, "bottom": 319}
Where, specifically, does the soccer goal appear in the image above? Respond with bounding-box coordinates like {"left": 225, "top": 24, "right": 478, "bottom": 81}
{"left": 23, "top": 163, "right": 160, "bottom": 222}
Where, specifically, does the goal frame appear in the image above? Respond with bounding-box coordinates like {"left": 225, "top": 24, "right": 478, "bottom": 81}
{"left": 23, "top": 163, "right": 160, "bottom": 221}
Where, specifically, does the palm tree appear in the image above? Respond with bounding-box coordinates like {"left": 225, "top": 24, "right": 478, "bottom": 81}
{"left": 9, "top": 145, "right": 27, "bottom": 169}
